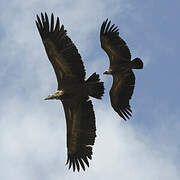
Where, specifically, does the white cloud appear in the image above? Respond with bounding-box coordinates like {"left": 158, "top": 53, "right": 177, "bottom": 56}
{"left": 1, "top": 101, "right": 179, "bottom": 180}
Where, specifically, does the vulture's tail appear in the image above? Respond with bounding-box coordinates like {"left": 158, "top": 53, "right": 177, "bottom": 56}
{"left": 130, "top": 58, "right": 143, "bottom": 69}
{"left": 86, "top": 73, "right": 104, "bottom": 99}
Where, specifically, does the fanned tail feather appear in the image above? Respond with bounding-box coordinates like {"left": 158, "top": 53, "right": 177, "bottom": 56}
{"left": 130, "top": 58, "right": 143, "bottom": 69}
{"left": 86, "top": 73, "right": 104, "bottom": 99}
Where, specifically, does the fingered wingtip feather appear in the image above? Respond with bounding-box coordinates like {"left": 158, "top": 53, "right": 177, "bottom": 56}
{"left": 41, "top": 13, "right": 44, "bottom": 21}
{"left": 66, "top": 155, "right": 89, "bottom": 172}
{"left": 121, "top": 110, "right": 130, "bottom": 120}
{"left": 114, "top": 29, "right": 119, "bottom": 33}
{"left": 111, "top": 26, "right": 118, "bottom": 33}
{"left": 54, "top": 17, "right": 60, "bottom": 32}
{"left": 79, "top": 158, "right": 85, "bottom": 171}
{"left": 126, "top": 106, "right": 132, "bottom": 113}
{"left": 109, "top": 24, "right": 115, "bottom": 32}
{"left": 87, "top": 154, "right": 92, "bottom": 160}
{"left": 66, "top": 156, "right": 70, "bottom": 165}
{"left": 118, "top": 109, "right": 127, "bottom": 120}
{"left": 36, "top": 15, "right": 41, "bottom": 23}
{"left": 104, "top": 18, "right": 109, "bottom": 23}
{"left": 75, "top": 159, "right": 80, "bottom": 172}
{"left": 35, "top": 21, "right": 40, "bottom": 30}
{"left": 68, "top": 159, "right": 72, "bottom": 169}
{"left": 45, "top": 13, "right": 48, "bottom": 21}
{"left": 100, "top": 19, "right": 109, "bottom": 35}
{"left": 124, "top": 108, "right": 132, "bottom": 117}
{"left": 72, "top": 160, "right": 76, "bottom": 172}
{"left": 105, "top": 20, "right": 111, "bottom": 33}
{"left": 81, "top": 156, "right": 89, "bottom": 167}
{"left": 36, "top": 14, "right": 44, "bottom": 32}
{"left": 50, "top": 13, "right": 54, "bottom": 32}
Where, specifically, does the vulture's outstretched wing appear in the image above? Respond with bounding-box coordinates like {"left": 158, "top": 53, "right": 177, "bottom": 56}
{"left": 36, "top": 13, "right": 86, "bottom": 88}
{"left": 100, "top": 19, "right": 131, "bottom": 65}
{"left": 62, "top": 97, "right": 96, "bottom": 172}
{"left": 110, "top": 71, "right": 135, "bottom": 120}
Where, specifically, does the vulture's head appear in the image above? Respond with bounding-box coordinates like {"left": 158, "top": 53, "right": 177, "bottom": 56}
{"left": 103, "top": 69, "right": 113, "bottom": 75}
{"left": 44, "top": 90, "right": 64, "bottom": 100}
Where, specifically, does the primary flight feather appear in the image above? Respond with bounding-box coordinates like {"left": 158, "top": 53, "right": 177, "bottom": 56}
{"left": 36, "top": 13, "right": 104, "bottom": 172}
{"left": 100, "top": 19, "right": 143, "bottom": 120}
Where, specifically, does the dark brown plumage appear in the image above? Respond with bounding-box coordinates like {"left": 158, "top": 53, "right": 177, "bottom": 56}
{"left": 36, "top": 13, "right": 104, "bottom": 172}
{"left": 100, "top": 19, "right": 143, "bottom": 120}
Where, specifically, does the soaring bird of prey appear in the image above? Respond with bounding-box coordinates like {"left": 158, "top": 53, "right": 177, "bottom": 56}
{"left": 100, "top": 19, "right": 143, "bottom": 120}
{"left": 36, "top": 13, "right": 104, "bottom": 172}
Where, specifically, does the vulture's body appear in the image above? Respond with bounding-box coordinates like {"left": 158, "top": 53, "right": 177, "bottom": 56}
{"left": 36, "top": 13, "right": 104, "bottom": 172}
{"left": 100, "top": 19, "right": 143, "bottom": 120}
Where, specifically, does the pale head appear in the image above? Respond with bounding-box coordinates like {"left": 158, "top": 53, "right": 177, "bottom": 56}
{"left": 44, "top": 90, "right": 64, "bottom": 100}
{"left": 103, "top": 69, "right": 113, "bottom": 75}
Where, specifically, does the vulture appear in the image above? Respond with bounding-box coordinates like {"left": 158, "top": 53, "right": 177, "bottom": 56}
{"left": 100, "top": 19, "right": 143, "bottom": 120}
{"left": 36, "top": 13, "right": 104, "bottom": 172}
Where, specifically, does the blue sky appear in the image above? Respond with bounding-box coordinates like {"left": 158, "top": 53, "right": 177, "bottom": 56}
{"left": 0, "top": 0, "right": 180, "bottom": 179}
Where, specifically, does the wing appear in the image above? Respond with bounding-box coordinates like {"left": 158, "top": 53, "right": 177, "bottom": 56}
{"left": 36, "top": 13, "right": 86, "bottom": 89}
{"left": 110, "top": 71, "right": 135, "bottom": 120}
{"left": 62, "top": 97, "right": 96, "bottom": 172}
{"left": 100, "top": 19, "right": 131, "bottom": 65}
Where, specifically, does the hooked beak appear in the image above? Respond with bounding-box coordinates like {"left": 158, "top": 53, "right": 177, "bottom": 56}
{"left": 103, "top": 70, "right": 112, "bottom": 75}
{"left": 44, "top": 95, "right": 54, "bottom": 100}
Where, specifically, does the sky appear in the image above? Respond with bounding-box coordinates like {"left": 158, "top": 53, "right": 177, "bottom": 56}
{"left": 0, "top": 0, "right": 180, "bottom": 179}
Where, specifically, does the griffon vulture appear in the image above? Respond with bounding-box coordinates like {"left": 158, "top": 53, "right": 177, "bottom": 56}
{"left": 36, "top": 13, "right": 104, "bottom": 172}
{"left": 100, "top": 19, "right": 143, "bottom": 120}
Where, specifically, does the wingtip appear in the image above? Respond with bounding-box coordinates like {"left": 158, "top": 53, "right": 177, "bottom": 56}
{"left": 40, "top": 12, "right": 43, "bottom": 19}
{"left": 81, "top": 156, "right": 89, "bottom": 167}
{"left": 75, "top": 159, "right": 80, "bottom": 172}
{"left": 72, "top": 161, "right": 76, "bottom": 172}
{"left": 104, "top": 18, "right": 109, "bottom": 23}
{"left": 118, "top": 107, "right": 132, "bottom": 121}
{"left": 51, "top": 13, "right": 54, "bottom": 19}
{"left": 36, "top": 14, "right": 40, "bottom": 20}
{"left": 66, "top": 153, "right": 92, "bottom": 172}
{"left": 45, "top": 12, "right": 48, "bottom": 20}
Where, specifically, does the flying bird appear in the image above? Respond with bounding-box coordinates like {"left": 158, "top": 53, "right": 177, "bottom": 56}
{"left": 100, "top": 19, "right": 143, "bottom": 120}
{"left": 36, "top": 13, "right": 104, "bottom": 172}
